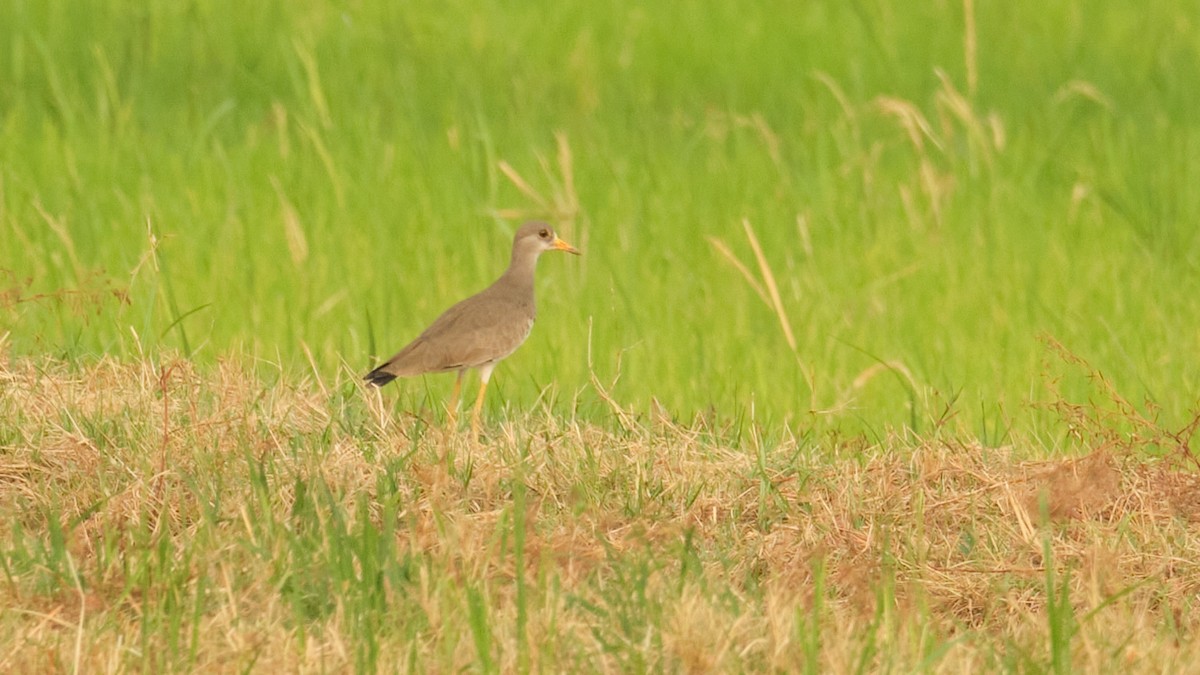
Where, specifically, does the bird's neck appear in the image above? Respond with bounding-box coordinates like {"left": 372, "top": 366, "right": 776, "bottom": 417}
{"left": 499, "top": 252, "right": 539, "bottom": 296}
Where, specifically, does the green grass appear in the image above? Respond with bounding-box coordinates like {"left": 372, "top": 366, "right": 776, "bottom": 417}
{"left": 2, "top": 0, "right": 1197, "bottom": 437}
{"left": 2, "top": 3, "right": 1200, "bottom": 670}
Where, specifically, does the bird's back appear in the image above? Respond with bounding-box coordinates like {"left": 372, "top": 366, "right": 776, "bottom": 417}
{"left": 369, "top": 282, "right": 535, "bottom": 380}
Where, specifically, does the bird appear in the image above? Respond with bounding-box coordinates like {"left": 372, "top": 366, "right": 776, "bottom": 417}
{"left": 364, "top": 221, "right": 580, "bottom": 437}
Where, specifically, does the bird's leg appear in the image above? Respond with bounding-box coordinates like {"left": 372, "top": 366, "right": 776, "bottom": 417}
{"left": 447, "top": 369, "right": 465, "bottom": 428}
{"left": 471, "top": 364, "right": 496, "bottom": 439}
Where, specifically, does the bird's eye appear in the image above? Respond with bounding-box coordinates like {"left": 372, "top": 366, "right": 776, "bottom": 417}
{"left": 539, "top": 229, "right": 550, "bottom": 238}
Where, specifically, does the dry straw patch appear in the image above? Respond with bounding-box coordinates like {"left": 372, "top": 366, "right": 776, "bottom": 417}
{"left": 1, "top": 354, "right": 1199, "bottom": 672}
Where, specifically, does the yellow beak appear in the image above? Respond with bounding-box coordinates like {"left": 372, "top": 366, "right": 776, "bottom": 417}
{"left": 552, "top": 237, "right": 581, "bottom": 255}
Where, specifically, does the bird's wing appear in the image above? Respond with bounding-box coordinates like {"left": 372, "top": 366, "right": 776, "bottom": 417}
{"left": 376, "top": 290, "right": 533, "bottom": 376}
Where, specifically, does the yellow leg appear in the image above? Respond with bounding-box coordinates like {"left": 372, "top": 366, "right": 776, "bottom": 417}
{"left": 447, "top": 369, "right": 465, "bottom": 428}
{"left": 470, "top": 364, "right": 496, "bottom": 439}
{"left": 470, "top": 378, "right": 489, "bottom": 439}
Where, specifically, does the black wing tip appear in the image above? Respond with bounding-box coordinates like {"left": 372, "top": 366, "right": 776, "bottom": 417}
{"left": 363, "top": 368, "right": 397, "bottom": 387}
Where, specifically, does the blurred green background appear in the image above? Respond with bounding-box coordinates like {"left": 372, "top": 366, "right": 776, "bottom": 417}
{"left": 2, "top": 1, "right": 1198, "bottom": 438}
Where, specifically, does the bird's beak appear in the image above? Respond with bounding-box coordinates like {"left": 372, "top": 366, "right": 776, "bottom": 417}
{"left": 552, "top": 237, "right": 581, "bottom": 255}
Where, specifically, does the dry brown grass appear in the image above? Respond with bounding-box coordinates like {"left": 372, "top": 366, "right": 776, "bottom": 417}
{"left": 1, "top": 351, "right": 1199, "bottom": 673}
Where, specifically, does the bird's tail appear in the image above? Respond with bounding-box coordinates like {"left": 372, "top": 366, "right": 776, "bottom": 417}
{"left": 363, "top": 365, "right": 397, "bottom": 387}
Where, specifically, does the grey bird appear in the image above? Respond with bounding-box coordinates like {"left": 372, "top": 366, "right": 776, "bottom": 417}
{"left": 365, "top": 221, "right": 580, "bottom": 436}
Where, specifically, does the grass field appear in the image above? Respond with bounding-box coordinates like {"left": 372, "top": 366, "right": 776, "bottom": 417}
{"left": 2, "top": 1, "right": 1200, "bottom": 672}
